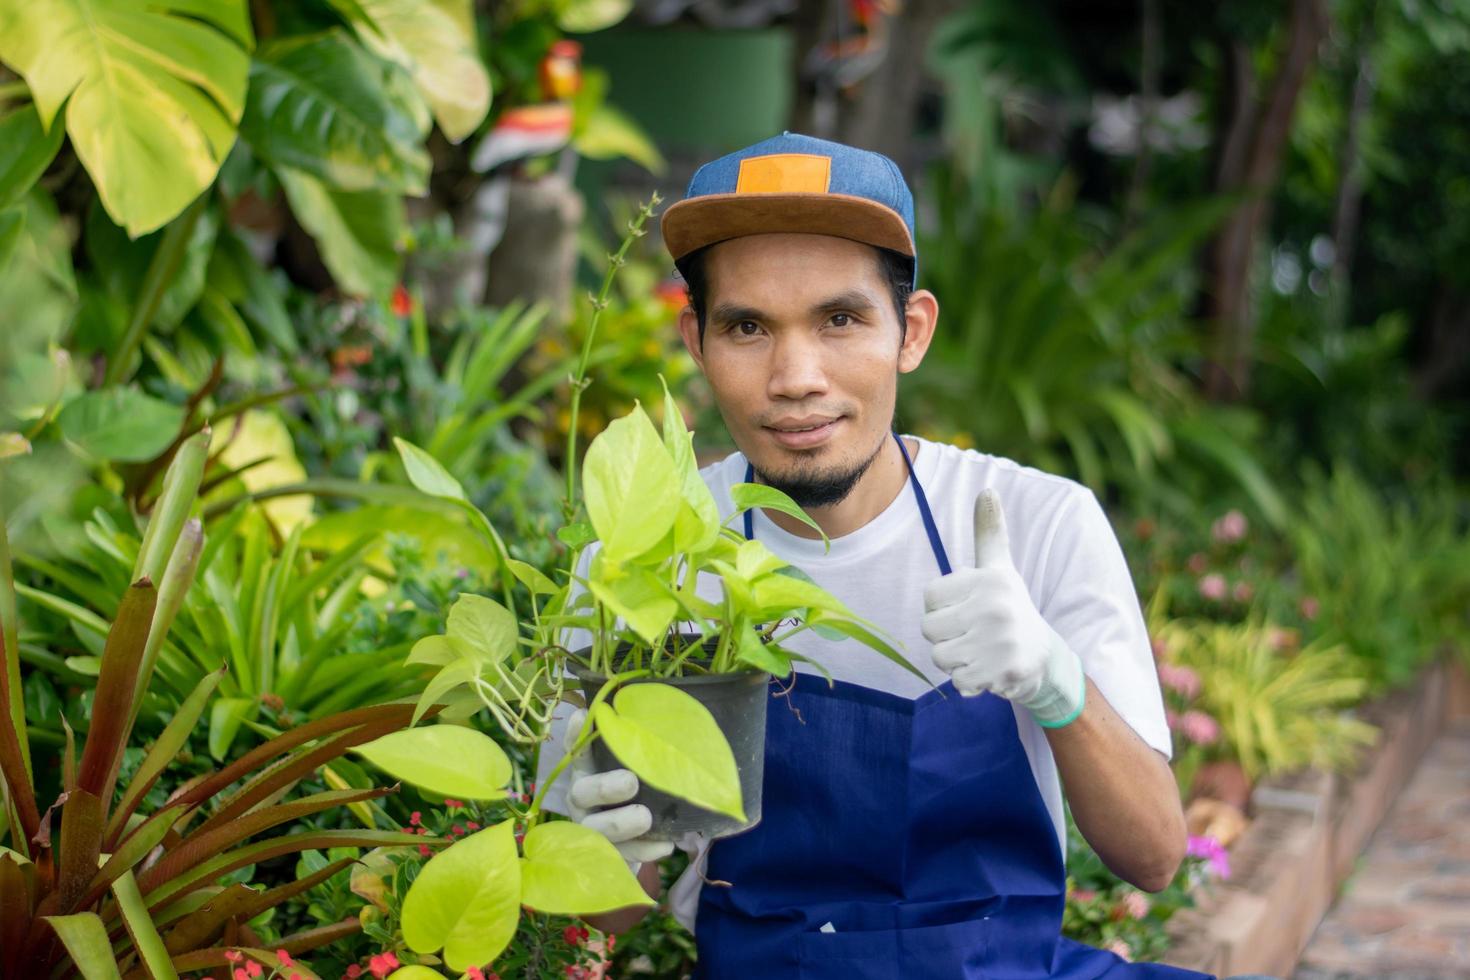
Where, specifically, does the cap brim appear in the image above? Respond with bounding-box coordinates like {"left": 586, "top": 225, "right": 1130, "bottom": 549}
{"left": 661, "top": 193, "right": 915, "bottom": 264}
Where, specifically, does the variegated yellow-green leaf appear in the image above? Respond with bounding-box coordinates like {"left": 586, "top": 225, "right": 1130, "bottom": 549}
{"left": 662, "top": 379, "right": 720, "bottom": 553}
{"left": 354, "top": 725, "right": 511, "bottom": 799}
{"left": 519, "top": 821, "right": 653, "bottom": 914}
{"left": 402, "top": 819, "right": 521, "bottom": 970}
{"left": 446, "top": 593, "right": 515, "bottom": 663}
{"left": 0, "top": 0, "right": 252, "bottom": 236}
{"left": 346, "top": 0, "right": 491, "bottom": 142}
{"left": 593, "top": 683, "right": 743, "bottom": 820}
{"left": 587, "top": 556, "right": 677, "bottom": 645}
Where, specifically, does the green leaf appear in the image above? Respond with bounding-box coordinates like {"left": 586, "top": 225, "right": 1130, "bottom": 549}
{"left": 387, "top": 969, "right": 447, "bottom": 980}
{"left": 339, "top": 0, "right": 491, "bottom": 142}
{"left": 393, "top": 437, "right": 468, "bottom": 501}
{"left": 804, "top": 610, "right": 929, "bottom": 685}
{"left": 0, "top": 0, "right": 251, "bottom": 236}
{"left": 735, "top": 539, "right": 787, "bottom": 581}
{"left": 0, "top": 207, "right": 24, "bottom": 272}
{"left": 241, "top": 31, "right": 429, "bottom": 194}
{"left": 113, "top": 869, "right": 180, "bottom": 979}
{"left": 445, "top": 593, "right": 516, "bottom": 663}
{"left": 405, "top": 635, "right": 463, "bottom": 667}
{"left": 556, "top": 522, "right": 596, "bottom": 549}
{"left": 749, "top": 574, "right": 849, "bottom": 618}
{"left": 56, "top": 389, "right": 185, "bottom": 462}
{"left": 587, "top": 557, "right": 677, "bottom": 645}
{"left": 0, "top": 100, "right": 65, "bottom": 209}
{"left": 43, "top": 913, "right": 123, "bottom": 980}
{"left": 276, "top": 166, "right": 402, "bottom": 297}
{"left": 354, "top": 725, "right": 511, "bottom": 799}
{"left": 208, "top": 697, "right": 254, "bottom": 761}
{"left": 557, "top": 0, "right": 633, "bottom": 32}
{"left": 592, "top": 683, "right": 744, "bottom": 820}
{"left": 575, "top": 102, "right": 664, "bottom": 174}
{"left": 733, "top": 628, "right": 790, "bottom": 676}
{"left": 730, "top": 483, "right": 827, "bottom": 546}
{"left": 507, "top": 558, "right": 557, "bottom": 596}
{"left": 662, "top": 380, "right": 720, "bottom": 553}
{"left": 401, "top": 819, "right": 521, "bottom": 971}
{"left": 519, "top": 821, "right": 653, "bottom": 914}
{"left": 584, "top": 404, "right": 680, "bottom": 562}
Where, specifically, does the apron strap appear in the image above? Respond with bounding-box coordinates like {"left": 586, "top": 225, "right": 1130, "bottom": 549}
{"left": 742, "top": 433, "right": 951, "bottom": 575}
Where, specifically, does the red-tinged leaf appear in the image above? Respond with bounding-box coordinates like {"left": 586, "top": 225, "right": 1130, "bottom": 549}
{"left": 185, "top": 725, "right": 392, "bottom": 839}
{"left": 76, "top": 580, "right": 158, "bottom": 805}
{"left": 141, "top": 830, "right": 429, "bottom": 912}
{"left": 56, "top": 789, "right": 103, "bottom": 914}
{"left": 0, "top": 632, "right": 41, "bottom": 851}
{"left": 142, "top": 787, "right": 391, "bottom": 893}
{"left": 162, "top": 857, "right": 355, "bottom": 953}
{"left": 1, "top": 851, "right": 37, "bottom": 967}
{"left": 106, "top": 668, "right": 225, "bottom": 847}
{"left": 166, "top": 702, "right": 418, "bottom": 811}
{"left": 161, "top": 919, "right": 358, "bottom": 974}
{"left": 80, "top": 805, "right": 186, "bottom": 911}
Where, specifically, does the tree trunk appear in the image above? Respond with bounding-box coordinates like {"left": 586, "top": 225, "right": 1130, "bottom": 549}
{"left": 1330, "top": 8, "right": 1376, "bottom": 311}
{"left": 1202, "top": 0, "right": 1330, "bottom": 401}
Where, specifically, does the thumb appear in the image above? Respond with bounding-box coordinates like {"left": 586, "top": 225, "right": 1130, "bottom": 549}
{"left": 972, "top": 489, "right": 1013, "bottom": 568}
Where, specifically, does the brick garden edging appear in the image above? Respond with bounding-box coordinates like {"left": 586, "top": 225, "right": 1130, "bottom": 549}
{"left": 1159, "top": 658, "right": 1470, "bottom": 978}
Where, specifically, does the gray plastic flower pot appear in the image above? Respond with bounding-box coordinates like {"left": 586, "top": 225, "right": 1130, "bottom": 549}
{"left": 572, "top": 644, "right": 769, "bottom": 841}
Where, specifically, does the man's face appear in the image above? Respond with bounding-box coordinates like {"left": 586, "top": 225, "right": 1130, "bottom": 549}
{"left": 678, "top": 233, "right": 934, "bottom": 507}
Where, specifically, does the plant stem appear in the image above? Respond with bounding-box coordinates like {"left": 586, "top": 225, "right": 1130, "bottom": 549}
{"left": 524, "top": 668, "right": 649, "bottom": 824}
{"left": 561, "top": 194, "right": 662, "bottom": 531}
{"left": 104, "top": 195, "right": 207, "bottom": 388}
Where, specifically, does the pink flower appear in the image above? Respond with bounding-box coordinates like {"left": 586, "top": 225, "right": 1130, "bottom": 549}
{"left": 418, "top": 843, "right": 431, "bottom": 857}
{"left": 409, "top": 811, "right": 422, "bottom": 827}
{"left": 1180, "top": 710, "right": 1220, "bottom": 746}
{"left": 1300, "top": 596, "right": 1320, "bottom": 621}
{"left": 276, "top": 950, "right": 294, "bottom": 967}
{"left": 1071, "top": 888, "right": 1098, "bottom": 903}
{"left": 466, "top": 821, "right": 481, "bottom": 830}
{"left": 1197, "top": 573, "right": 1227, "bottom": 601}
{"left": 1211, "top": 510, "right": 1248, "bottom": 544}
{"left": 368, "top": 952, "right": 399, "bottom": 978}
{"left": 1187, "top": 834, "right": 1232, "bottom": 879}
{"left": 225, "top": 952, "right": 243, "bottom": 964}
{"left": 443, "top": 799, "right": 464, "bottom": 809}
{"left": 1105, "top": 938, "right": 1134, "bottom": 961}
{"left": 1165, "top": 708, "right": 1180, "bottom": 731}
{"left": 245, "top": 963, "right": 263, "bottom": 979}
{"left": 1120, "top": 890, "right": 1151, "bottom": 919}
{"left": 467, "top": 968, "right": 486, "bottom": 980}
{"left": 1232, "top": 581, "right": 1253, "bottom": 603}
{"left": 1157, "top": 663, "right": 1201, "bottom": 699}
{"left": 1150, "top": 635, "right": 1169, "bottom": 660}
{"left": 1266, "top": 626, "right": 1299, "bottom": 652}
{"left": 234, "top": 970, "right": 248, "bottom": 980}
{"left": 346, "top": 966, "right": 363, "bottom": 979}
{"left": 1186, "top": 552, "right": 1208, "bottom": 575}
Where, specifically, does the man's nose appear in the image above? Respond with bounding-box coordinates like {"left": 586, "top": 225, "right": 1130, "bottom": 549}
{"left": 766, "top": 331, "right": 830, "bottom": 401}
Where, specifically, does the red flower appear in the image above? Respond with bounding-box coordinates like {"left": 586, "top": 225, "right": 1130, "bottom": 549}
{"left": 245, "top": 963, "right": 263, "bottom": 979}
{"left": 345, "top": 966, "right": 363, "bottom": 979}
{"left": 390, "top": 284, "right": 412, "bottom": 317}
{"left": 368, "top": 951, "right": 400, "bottom": 978}
{"left": 466, "top": 968, "right": 485, "bottom": 980}
{"left": 444, "top": 799, "right": 464, "bottom": 809}
{"left": 409, "top": 811, "right": 422, "bottom": 826}
{"left": 276, "top": 949, "right": 294, "bottom": 967}
{"left": 224, "top": 951, "right": 244, "bottom": 964}
{"left": 418, "top": 843, "right": 432, "bottom": 857}
{"left": 452, "top": 824, "right": 465, "bottom": 836}
{"left": 466, "top": 821, "right": 480, "bottom": 830}
{"left": 233, "top": 970, "right": 248, "bottom": 980}
{"left": 607, "top": 933, "right": 616, "bottom": 952}
{"left": 562, "top": 924, "right": 589, "bottom": 946}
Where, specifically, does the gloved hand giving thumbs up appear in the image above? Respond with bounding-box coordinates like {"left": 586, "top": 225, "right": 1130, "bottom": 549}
{"left": 920, "top": 489, "right": 1087, "bottom": 727}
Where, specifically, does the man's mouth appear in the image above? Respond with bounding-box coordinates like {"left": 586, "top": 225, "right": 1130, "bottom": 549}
{"left": 764, "top": 416, "right": 842, "bottom": 448}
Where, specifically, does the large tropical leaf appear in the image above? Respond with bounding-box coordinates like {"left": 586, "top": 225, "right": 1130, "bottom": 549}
{"left": 0, "top": 0, "right": 252, "bottom": 236}
{"left": 0, "top": 100, "right": 64, "bottom": 210}
{"left": 276, "top": 166, "right": 403, "bottom": 296}
{"left": 242, "top": 31, "right": 430, "bottom": 194}
{"left": 337, "top": 0, "right": 491, "bottom": 142}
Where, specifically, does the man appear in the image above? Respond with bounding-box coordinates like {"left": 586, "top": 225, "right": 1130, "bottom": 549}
{"left": 562, "top": 133, "right": 1213, "bottom": 979}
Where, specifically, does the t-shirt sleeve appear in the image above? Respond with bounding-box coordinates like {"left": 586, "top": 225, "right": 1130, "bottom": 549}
{"left": 1037, "top": 488, "right": 1171, "bottom": 759}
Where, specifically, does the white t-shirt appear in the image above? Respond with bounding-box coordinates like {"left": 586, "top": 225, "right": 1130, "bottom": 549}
{"left": 541, "top": 436, "right": 1170, "bottom": 930}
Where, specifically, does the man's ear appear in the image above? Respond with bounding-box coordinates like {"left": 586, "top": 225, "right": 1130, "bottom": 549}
{"left": 677, "top": 305, "right": 706, "bottom": 371}
{"left": 898, "top": 289, "right": 938, "bottom": 374}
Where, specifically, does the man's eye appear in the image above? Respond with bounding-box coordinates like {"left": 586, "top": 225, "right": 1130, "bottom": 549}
{"left": 829, "top": 313, "right": 853, "bottom": 327}
{"left": 734, "top": 321, "right": 761, "bottom": 337}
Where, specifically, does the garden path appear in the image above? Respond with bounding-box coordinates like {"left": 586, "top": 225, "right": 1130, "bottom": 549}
{"left": 1293, "top": 721, "right": 1470, "bottom": 980}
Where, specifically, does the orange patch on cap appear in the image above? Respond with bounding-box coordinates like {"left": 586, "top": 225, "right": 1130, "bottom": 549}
{"left": 735, "top": 154, "right": 832, "bottom": 194}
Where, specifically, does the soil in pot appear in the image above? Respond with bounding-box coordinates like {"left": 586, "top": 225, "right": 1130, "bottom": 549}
{"left": 573, "top": 639, "right": 770, "bottom": 841}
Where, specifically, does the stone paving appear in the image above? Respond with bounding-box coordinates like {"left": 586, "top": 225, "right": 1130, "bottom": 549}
{"left": 1293, "top": 721, "right": 1470, "bottom": 980}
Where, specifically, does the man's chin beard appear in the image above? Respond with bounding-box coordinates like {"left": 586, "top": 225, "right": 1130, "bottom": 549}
{"left": 753, "top": 439, "right": 884, "bottom": 509}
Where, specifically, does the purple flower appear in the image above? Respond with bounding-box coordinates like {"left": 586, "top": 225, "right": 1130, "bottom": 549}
{"left": 1186, "top": 834, "right": 1232, "bottom": 879}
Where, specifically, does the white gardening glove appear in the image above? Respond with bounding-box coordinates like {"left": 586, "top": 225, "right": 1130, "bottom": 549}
{"left": 920, "top": 489, "right": 1087, "bottom": 728}
{"left": 564, "top": 708, "right": 675, "bottom": 868}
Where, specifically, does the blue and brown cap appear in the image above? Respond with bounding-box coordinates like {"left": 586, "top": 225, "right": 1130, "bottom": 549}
{"left": 662, "top": 132, "right": 917, "bottom": 287}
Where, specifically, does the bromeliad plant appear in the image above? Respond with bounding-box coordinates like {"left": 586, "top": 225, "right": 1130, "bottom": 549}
{"left": 0, "top": 431, "right": 432, "bottom": 978}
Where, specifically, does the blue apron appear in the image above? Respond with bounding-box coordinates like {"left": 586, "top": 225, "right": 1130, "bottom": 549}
{"left": 695, "top": 434, "right": 1212, "bottom": 979}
